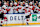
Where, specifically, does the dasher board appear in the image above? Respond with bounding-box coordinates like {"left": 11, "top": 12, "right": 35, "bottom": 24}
{"left": 2, "top": 14, "right": 40, "bottom": 26}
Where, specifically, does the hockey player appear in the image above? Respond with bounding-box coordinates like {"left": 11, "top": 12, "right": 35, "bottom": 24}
{"left": 10, "top": 1, "right": 14, "bottom": 7}
{"left": 8, "top": 3, "right": 13, "bottom": 14}
{"left": 25, "top": 3, "right": 28, "bottom": 6}
{"left": 3, "top": 9, "right": 7, "bottom": 14}
{"left": 2, "top": 2, "right": 7, "bottom": 10}
{"left": 17, "top": 1, "right": 20, "bottom": 6}
{"left": 22, "top": 7, "right": 25, "bottom": 13}
{"left": 0, "top": 18, "right": 3, "bottom": 27}
{"left": 38, "top": 2, "right": 40, "bottom": 13}
{"left": 25, "top": 5, "right": 31, "bottom": 19}
{"left": 34, "top": 3, "right": 37, "bottom": 7}
{"left": 18, "top": 6, "right": 23, "bottom": 13}
{"left": 23, "top": 1, "right": 25, "bottom": 6}
{"left": 17, "top": 2, "right": 23, "bottom": 13}
{"left": 18, "top": 2, "right": 23, "bottom": 13}
{"left": 36, "top": 1, "right": 38, "bottom": 6}
{"left": 13, "top": 2, "right": 18, "bottom": 13}
{"left": 14, "top": 2, "right": 17, "bottom": 6}
{"left": 38, "top": 2, "right": 40, "bottom": 8}
{"left": 34, "top": 2, "right": 40, "bottom": 13}
{"left": 0, "top": 7, "right": 4, "bottom": 20}
{"left": 25, "top": 5, "right": 31, "bottom": 25}
{"left": 29, "top": 2, "right": 34, "bottom": 14}
{"left": 34, "top": 7, "right": 39, "bottom": 13}
{"left": 13, "top": 7, "right": 18, "bottom": 13}
{"left": 6, "top": 1, "right": 9, "bottom": 7}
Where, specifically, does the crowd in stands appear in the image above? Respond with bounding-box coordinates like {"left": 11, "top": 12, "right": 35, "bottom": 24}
{"left": 0, "top": 1, "right": 40, "bottom": 14}
{"left": 0, "top": 0, "right": 40, "bottom": 20}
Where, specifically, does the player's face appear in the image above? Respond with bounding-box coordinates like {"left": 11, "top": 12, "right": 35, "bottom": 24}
{"left": 21, "top": 3, "right": 23, "bottom": 6}
{"left": 36, "top": 1, "right": 38, "bottom": 3}
{"left": 14, "top": 4, "right": 16, "bottom": 6}
{"left": 0, "top": 1, "right": 1, "bottom": 4}
{"left": 7, "top": 1, "right": 9, "bottom": 3}
{"left": 30, "top": 4, "right": 32, "bottom": 6}
{"left": 18, "top": 2, "right": 19, "bottom": 4}
{"left": 35, "top": 3, "right": 36, "bottom": 6}
{"left": 11, "top": 1, "right": 13, "bottom": 3}
{"left": 38, "top": 5, "right": 40, "bottom": 7}
{"left": 6, "top": 3, "right": 8, "bottom": 5}
{"left": 23, "top": 2, "right": 25, "bottom": 4}
{"left": 10, "top": 5, "right": 12, "bottom": 7}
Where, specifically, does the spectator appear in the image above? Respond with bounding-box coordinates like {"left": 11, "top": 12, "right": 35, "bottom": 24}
{"left": 7, "top": 1, "right": 9, "bottom": 7}
{"left": 36, "top": 1, "right": 38, "bottom": 6}
{"left": 34, "top": 3, "right": 37, "bottom": 7}
{"left": 0, "top": 1, "right": 1, "bottom": 7}
{"left": 23, "top": 1, "right": 25, "bottom": 6}
{"left": 0, "top": 0, "right": 40, "bottom": 14}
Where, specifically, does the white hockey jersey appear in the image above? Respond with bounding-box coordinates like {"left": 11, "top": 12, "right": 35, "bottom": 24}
{"left": 18, "top": 6, "right": 23, "bottom": 13}
{"left": 25, "top": 8, "right": 31, "bottom": 16}
{"left": 13, "top": 6, "right": 18, "bottom": 13}
{"left": 8, "top": 7, "right": 14, "bottom": 14}
{"left": 29, "top": 5, "right": 34, "bottom": 13}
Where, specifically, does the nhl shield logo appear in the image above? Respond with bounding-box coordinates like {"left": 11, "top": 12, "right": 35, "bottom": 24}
{"left": 32, "top": 14, "right": 37, "bottom": 21}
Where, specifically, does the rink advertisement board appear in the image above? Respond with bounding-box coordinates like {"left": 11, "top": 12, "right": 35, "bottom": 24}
{"left": 3, "top": 14, "right": 26, "bottom": 26}
{"left": 2, "top": 14, "right": 40, "bottom": 26}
